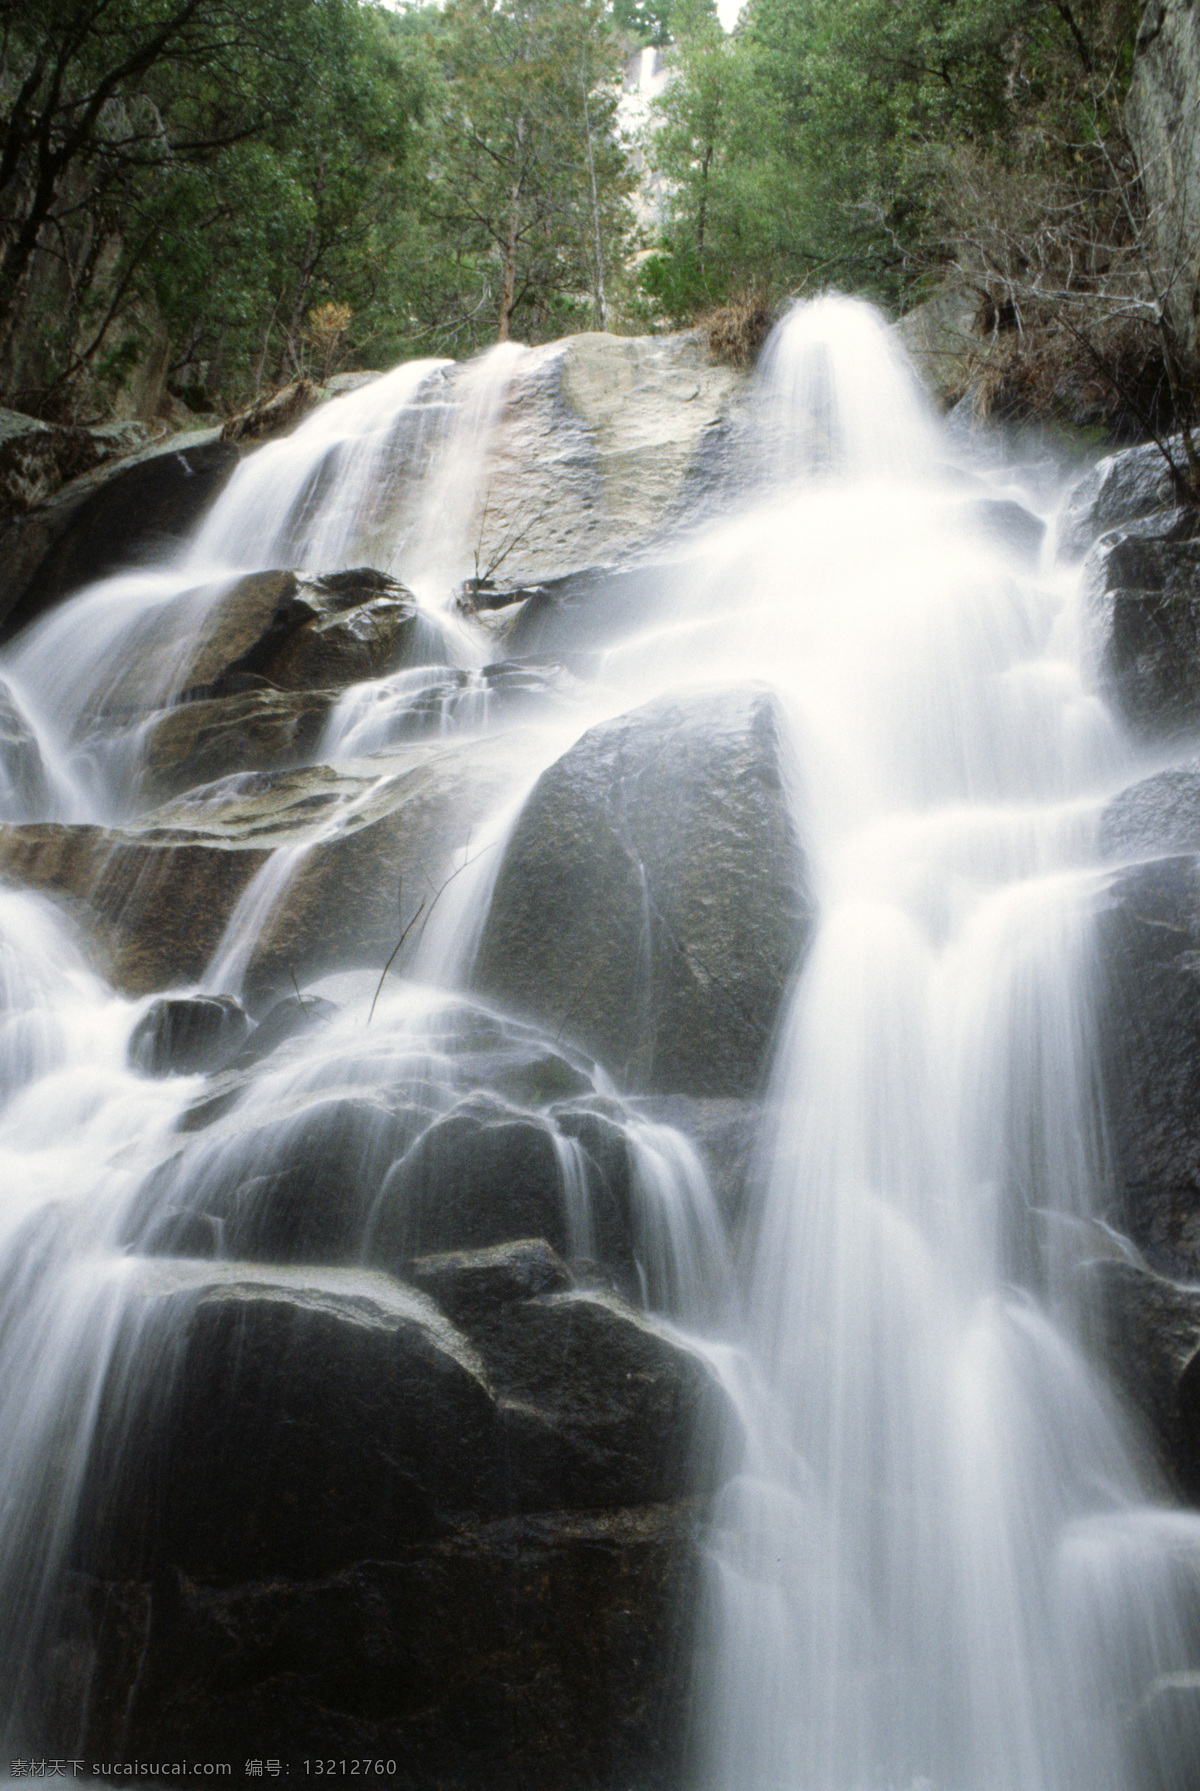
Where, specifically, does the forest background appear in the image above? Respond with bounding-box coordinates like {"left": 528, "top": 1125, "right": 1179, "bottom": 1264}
{"left": 0, "top": 0, "right": 1172, "bottom": 442}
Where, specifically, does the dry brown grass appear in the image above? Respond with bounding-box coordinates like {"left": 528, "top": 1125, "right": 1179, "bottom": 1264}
{"left": 964, "top": 303, "right": 1176, "bottom": 442}
{"left": 221, "top": 378, "right": 319, "bottom": 444}
{"left": 698, "top": 294, "right": 774, "bottom": 368}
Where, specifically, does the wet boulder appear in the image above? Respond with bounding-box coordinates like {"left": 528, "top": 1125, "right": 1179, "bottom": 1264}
{"left": 0, "top": 430, "right": 238, "bottom": 643}
{"left": 141, "top": 685, "right": 336, "bottom": 799}
{"left": 266, "top": 587, "right": 429, "bottom": 692}
{"left": 1061, "top": 438, "right": 1186, "bottom": 558}
{"left": 632, "top": 1093, "right": 761, "bottom": 1233}
{"left": 82, "top": 1263, "right": 500, "bottom": 1581}
{"left": 0, "top": 735, "right": 525, "bottom": 995}
{"left": 467, "top": 330, "right": 746, "bottom": 590}
{"left": 966, "top": 496, "right": 1046, "bottom": 564}
{"left": 503, "top": 563, "right": 672, "bottom": 661}
{"left": 101, "top": 567, "right": 422, "bottom": 716}
{"left": 1084, "top": 1256, "right": 1200, "bottom": 1500}
{"left": 133, "top": 1090, "right": 413, "bottom": 1266}
{"left": 1095, "top": 855, "right": 1200, "bottom": 1275}
{"left": 474, "top": 686, "right": 812, "bottom": 1096}
{"left": 194, "top": 566, "right": 424, "bottom": 697}
{"left": 79, "top": 1259, "right": 733, "bottom": 1580}
{"left": 452, "top": 1284, "right": 733, "bottom": 1514}
{"left": 1086, "top": 522, "right": 1200, "bottom": 739}
{"left": 405, "top": 1238, "right": 574, "bottom": 1322}
{"left": 369, "top": 1096, "right": 634, "bottom": 1276}
{"left": 230, "top": 992, "right": 340, "bottom": 1066}
{"left": 129, "top": 994, "right": 250, "bottom": 1076}
{"left": 1101, "top": 763, "right": 1200, "bottom": 861}
{"left": 71, "top": 1506, "right": 700, "bottom": 1790}
{"left": 0, "top": 820, "right": 272, "bottom": 994}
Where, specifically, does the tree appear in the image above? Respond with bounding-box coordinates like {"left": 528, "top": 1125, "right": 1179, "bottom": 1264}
{"left": 429, "top": 0, "right": 635, "bottom": 343}
{"left": 146, "top": 2, "right": 430, "bottom": 397}
{"left": 645, "top": 0, "right": 1143, "bottom": 319}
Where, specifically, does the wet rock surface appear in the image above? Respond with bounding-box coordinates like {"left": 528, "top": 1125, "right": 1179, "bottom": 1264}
{"left": 61, "top": 1504, "right": 698, "bottom": 1790}
{"left": 0, "top": 734, "right": 531, "bottom": 994}
{"left": 81, "top": 1256, "right": 728, "bottom": 1575}
{"left": 0, "top": 821, "right": 271, "bottom": 992}
{"left": 1096, "top": 855, "right": 1200, "bottom": 1275}
{"left": 470, "top": 331, "right": 746, "bottom": 589}
{"left": 502, "top": 562, "right": 674, "bottom": 661}
{"left": 631, "top": 1094, "right": 761, "bottom": 1233}
{"left": 1087, "top": 523, "right": 1200, "bottom": 739}
{"left": 132, "top": 1062, "right": 638, "bottom": 1285}
{"left": 0, "top": 677, "right": 51, "bottom": 820}
{"left": 474, "top": 686, "right": 811, "bottom": 1096}
{"left": 1085, "top": 1257, "right": 1200, "bottom": 1500}
{"left": 0, "top": 431, "right": 238, "bottom": 643}
{"left": 1061, "top": 437, "right": 1186, "bottom": 558}
{"left": 129, "top": 994, "right": 251, "bottom": 1076}
{"left": 1101, "top": 764, "right": 1200, "bottom": 861}
{"left": 141, "top": 685, "right": 337, "bottom": 800}
{"left": 106, "top": 566, "right": 423, "bottom": 718}
{"left": 60, "top": 1243, "right": 727, "bottom": 1785}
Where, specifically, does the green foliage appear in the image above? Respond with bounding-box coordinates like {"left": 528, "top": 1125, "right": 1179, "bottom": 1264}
{"left": 0, "top": 0, "right": 637, "bottom": 412}
{"left": 612, "top": 0, "right": 681, "bottom": 49}
{"left": 420, "top": 0, "right": 636, "bottom": 346}
{"left": 646, "top": 0, "right": 1145, "bottom": 319}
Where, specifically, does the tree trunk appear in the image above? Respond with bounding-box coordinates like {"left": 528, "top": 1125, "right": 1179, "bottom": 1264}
{"left": 581, "top": 66, "right": 606, "bottom": 331}
{"left": 498, "top": 115, "right": 525, "bottom": 342}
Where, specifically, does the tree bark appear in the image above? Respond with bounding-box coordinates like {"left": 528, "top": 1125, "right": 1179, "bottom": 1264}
{"left": 498, "top": 114, "right": 525, "bottom": 342}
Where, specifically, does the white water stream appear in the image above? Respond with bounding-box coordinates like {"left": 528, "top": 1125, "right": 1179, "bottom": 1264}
{"left": 0, "top": 296, "right": 1197, "bottom": 1783}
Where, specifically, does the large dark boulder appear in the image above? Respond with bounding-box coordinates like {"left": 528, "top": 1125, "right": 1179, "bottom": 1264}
{"left": 0, "top": 432, "right": 238, "bottom": 642}
{"left": 1101, "top": 763, "right": 1200, "bottom": 861}
{"left": 82, "top": 1265, "right": 500, "bottom": 1583}
{"left": 1086, "top": 523, "right": 1200, "bottom": 739}
{"left": 1096, "top": 854, "right": 1200, "bottom": 1275}
{"left": 129, "top": 994, "right": 250, "bottom": 1077}
{"left": 473, "top": 687, "right": 811, "bottom": 1096}
{"left": 62, "top": 1240, "right": 732, "bottom": 1781}
{"left": 79, "top": 1259, "right": 732, "bottom": 1581}
{"left": 1084, "top": 1256, "right": 1200, "bottom": 1500}
{"left": 63, "top": 1505, "right": 700, "bottom": 1790}
{"left": 1061, "top": 438, "right": 1185, "bottom": 558}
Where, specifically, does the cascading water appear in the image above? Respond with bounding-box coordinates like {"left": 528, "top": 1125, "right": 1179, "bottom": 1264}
{"left": 685, "top": 299, "right": 1200, "bottom": 1791}
{"left": 0, "top": 294, "right": 1198, "bottom": 1783}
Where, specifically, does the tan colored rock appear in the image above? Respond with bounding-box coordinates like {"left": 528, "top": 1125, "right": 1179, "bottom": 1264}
{"left": 473, "top": 331, "right": 745, "bottom": 586}
{"left": 140, "top": 686, "right": 336, "bottom": 800}
{"left": 1128, "top": 0, "right": 1200, "bottom": 365}
{"left": 0, "top": 823, "right": 269, "bottom": 993}
{"left": 103, "top": 568, "right": 418, "bottom": 717}
{"left": 267, "top": 593, "right": 420, "bottom": 691}
{"left": 0, "top": 734, "right": 535, "bottom": 996}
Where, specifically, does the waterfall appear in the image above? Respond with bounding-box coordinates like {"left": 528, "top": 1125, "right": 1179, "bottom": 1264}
{"left": 0, "top": 296, "right": 1198, "bottom": 1782}
{"left": 688, "top": 299, "right": 1200, "bottom": 1791}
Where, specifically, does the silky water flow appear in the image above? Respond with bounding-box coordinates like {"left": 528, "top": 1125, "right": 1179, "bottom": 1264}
{"left": 0, "top": 296, "right": 1196, "bottom": 1784}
